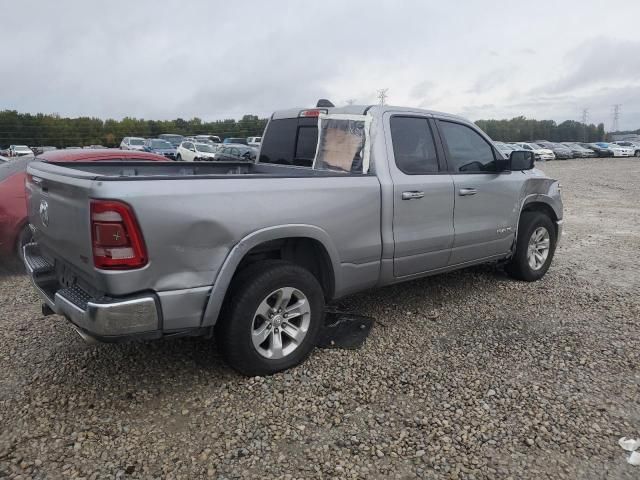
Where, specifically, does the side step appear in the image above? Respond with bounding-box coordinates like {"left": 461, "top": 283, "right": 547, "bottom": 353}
{"left": 23, "top": 243, "right": 54, "bottom": 275}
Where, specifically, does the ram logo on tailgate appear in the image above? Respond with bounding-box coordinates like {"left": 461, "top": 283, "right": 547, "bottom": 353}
{"left": 39, "top": 200, "right": 49, "bottom": 227}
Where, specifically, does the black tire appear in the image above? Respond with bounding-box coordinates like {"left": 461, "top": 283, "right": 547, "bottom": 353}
{"left": 216, "top": 260, "right": 325, "bottom": 376}
{"left": 506, "top": 211, "right": 557, "bottom": 282}
{"left": 176, "top": 154, "right": 182, "bottom": 161}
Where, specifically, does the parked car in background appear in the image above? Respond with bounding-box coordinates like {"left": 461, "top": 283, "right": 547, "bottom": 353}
{"left": 158, "top": 134, "right": 184, "bottom": 148}
{"left": 143, "top": 138, "right": 177, "bottom": 159}
{"left": 223, "top": 137, "right": 248, "bottom": 145}
{"left": 119, "top": 137, "right": 146, "bottom": 151}
{"left": 247, "top": 136, "right": 262, "bottom": 148}
{"left": 596, "top": 142, "right": 634, "bottom": 157}
{"left": 535, "top": 141, "right": 573, "bottom": 159}
{"left": 215, "top": 145, "right": 256, "bottom": 161}
{"left": 580, "top": 143, "right": 612, "bottom": 157}
{"left": 611, "top": 141, "right": 640, "bottom": 157}
{"left": 21, "top": 103, "right": 563, "bottom": 375}
{"left": 176, "top": 141, "right": 218, "bottom": 161}
{"left": 493, "top": 142, "right": 518, "bottom": 158}
{"left": 0, "top": 149, "right": 168, "bottom": 271}
{"left": 561, "top": 143, "right": 595, "bottom": 158}
{"left": 512, "top": 142, "right": 555, "bottom": 161}
{"left": 9, "top": 145, "right": 33, "bottom": 157}
{"left": 195, "top": 135, "right": 221, "bottom": 144}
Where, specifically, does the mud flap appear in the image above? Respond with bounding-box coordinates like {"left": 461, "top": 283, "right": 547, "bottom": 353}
{"left": 317, "top": 306, "right": 375, "bottom": 349}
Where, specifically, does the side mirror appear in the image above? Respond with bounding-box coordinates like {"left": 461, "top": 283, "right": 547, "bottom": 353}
{"left": 510, "top": 150, "right": 535, "bottom": 170}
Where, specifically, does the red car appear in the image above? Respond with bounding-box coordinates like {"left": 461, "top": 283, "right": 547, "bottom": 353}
{"left": 0, "top": 149, "right": 167, "bottom": 270}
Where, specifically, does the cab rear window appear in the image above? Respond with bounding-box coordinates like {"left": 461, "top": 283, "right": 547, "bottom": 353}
{"left": 259, "top": 118, "right": 318, "bottom": 167}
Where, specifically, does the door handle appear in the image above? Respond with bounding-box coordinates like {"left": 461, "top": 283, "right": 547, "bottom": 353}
{"left": 459, "top": 188, "right": 478, "bottom": 196}
{"left": 402, "top": 191, "right": 425, "bottom": 200}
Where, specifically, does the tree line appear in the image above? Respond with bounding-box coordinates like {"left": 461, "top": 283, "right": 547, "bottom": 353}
{"left": 0, "top": 109, "right": 616, "bottom": 148}
{"left": 474, "top": 116, "right": 606, "bottom": 143}
{"left": 0, "top": 110, "right": 268, "bottom": 148}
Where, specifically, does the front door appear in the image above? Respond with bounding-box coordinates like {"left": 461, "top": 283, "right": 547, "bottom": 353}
{"left": 435, "top": 119, "right": 520, "bottom": 265}
{"left": 388, "top": 114, "right": 455, "bottom": 277}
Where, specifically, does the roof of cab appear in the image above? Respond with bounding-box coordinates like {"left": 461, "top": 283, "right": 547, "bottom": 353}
{"left": 270, "top": 104, "right": 469, "bottom": 123}
{"left": 37, "top": 149, "right": 168, "bottom": 162}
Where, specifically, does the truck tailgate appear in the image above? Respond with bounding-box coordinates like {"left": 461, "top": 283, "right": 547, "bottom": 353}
{"left": 26, "top": 165, "right": 97, "bottom": 285}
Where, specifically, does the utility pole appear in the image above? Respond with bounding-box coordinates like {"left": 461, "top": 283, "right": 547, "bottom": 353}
{"left": 377, "top": 88, "right": 388, "bottom": 106}
{"left": 345, "top": 98, "right": 356, "bottom": 106}
{"left": 612, "top": 104, "right": 621, "bottom": 132}
{"left": 581, "top": 108, "right": 589, "bottom": 142}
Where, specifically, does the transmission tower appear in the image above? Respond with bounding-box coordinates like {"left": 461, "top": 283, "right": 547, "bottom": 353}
{"left": 345, "top": 98, "right": 356, "bottom": 106}
{"left": 612, "top": 104, "right": 621, "bottom": 132}
{"left": 377, "top": 88, "right": 389, "bottom": 106}
{"left": 581, "top": 108, "right": 589, "bottom": 141}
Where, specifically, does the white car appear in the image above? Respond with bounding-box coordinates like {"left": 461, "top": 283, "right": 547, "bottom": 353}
{"left": 247, "top": 136, "right": 262, "bottom": 148}
{"left": 512, "top": 142, "right": 555, "bottom": 161}
{"left": 610, "top": 142, "right": 640, "bottom": 157}
{"left": 607, "top": 143, "right": 634, "bottom": 157}
{"left": 176, "top": 141, "right": 218, "bottom": 161}
{"left": 9, "top": 145, "right": 33, "bottom": 157}
{"left": 119, "top": 137, "right": 146, "bottom": 151}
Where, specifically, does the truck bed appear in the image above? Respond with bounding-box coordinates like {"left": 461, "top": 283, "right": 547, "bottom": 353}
{"left": 30, "top": 160, "right": 356, "bottom": 180}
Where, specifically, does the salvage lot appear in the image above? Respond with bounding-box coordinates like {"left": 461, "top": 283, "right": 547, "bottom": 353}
{"left": 1, "top": 158, "right": 639, "bottom": 479}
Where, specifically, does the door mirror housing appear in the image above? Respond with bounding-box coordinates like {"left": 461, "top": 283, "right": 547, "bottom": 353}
{"left": 509, "top": 150, "right": 535, "bottom": 170}
{"left": 495, "top": 155, "right": 511, "bottom": 172}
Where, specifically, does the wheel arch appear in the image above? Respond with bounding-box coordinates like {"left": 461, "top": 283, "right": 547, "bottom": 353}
{"left": 201, "top": 225, "right": 340, "bottom": 327}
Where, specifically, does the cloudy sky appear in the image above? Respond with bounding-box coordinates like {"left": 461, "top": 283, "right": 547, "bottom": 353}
{"left": 2, "top": 0, "right": 640, "bottom": 130}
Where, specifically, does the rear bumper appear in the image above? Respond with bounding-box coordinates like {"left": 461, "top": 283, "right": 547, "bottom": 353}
{"left": 24, "top": 243, "right": 160, "bottom": 340}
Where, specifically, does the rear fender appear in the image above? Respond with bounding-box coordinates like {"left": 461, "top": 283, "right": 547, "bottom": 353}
{"left": 200, "top": 224, "right": 341, "bottom": 327}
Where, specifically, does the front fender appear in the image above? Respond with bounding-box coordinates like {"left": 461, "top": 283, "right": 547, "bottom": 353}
{"left": 200, "top": 224, "right": 341, "bottom": 327}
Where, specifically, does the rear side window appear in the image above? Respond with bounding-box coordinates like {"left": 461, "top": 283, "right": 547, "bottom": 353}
{"left": 295, "top": 126, "right": 318, "bottom": 161}
{"left": 260, "top": 118, "right": 318, "bottom": 167}
{"left": 390, "top": 116, "right": 439, "bottom": 174}
{"left": 438, "top": 121, "right": 496, "bottom": 173}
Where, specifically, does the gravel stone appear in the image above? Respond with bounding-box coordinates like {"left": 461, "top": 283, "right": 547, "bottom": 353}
{"left": 0, "top": 158, "right": 639, "bottom": 479}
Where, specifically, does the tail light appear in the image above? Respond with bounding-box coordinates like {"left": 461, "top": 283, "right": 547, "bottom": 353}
{"left": 90, "top": 200, "right": 147, "bottom": 269}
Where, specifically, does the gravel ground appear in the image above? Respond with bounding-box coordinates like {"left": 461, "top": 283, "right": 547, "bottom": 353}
{"left": 1, "top": 158, "right": 639, "bottom": 479}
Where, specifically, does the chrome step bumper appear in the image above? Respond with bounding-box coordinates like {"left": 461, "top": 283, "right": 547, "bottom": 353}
{"left": 23, "top": 243, "right": 160, "bottom": 339}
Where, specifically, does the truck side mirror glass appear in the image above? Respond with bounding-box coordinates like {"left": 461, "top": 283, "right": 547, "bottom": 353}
{"left": 510, "top": 150, "right": 535, "bottom": 170}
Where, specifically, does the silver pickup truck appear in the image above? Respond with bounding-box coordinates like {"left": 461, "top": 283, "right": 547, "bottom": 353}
{"left": 24, "top": 104, "right": 563, "bottom": 375}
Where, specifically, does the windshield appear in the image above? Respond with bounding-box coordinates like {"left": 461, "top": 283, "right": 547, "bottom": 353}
{"left": 195, "top": 144, "right": 214, "bottom": 153}
{"left": 130, "top": 138, "right": 145, "bottom": 145}
{"left": 226, "top": 138, "right": 248, "bottom": 145}
{"left": 529, "top": 143, "right": 543, "bottom": 149}
{"left": 150, "top": 140, "right": 173, "bottom": 149}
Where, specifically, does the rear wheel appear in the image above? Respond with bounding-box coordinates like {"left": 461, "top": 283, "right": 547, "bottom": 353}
{"left": 216, "top": 260, "right": 325, "bottom": 376}
{"left": 506, "top": 212, "right": 557, "bottom": 281}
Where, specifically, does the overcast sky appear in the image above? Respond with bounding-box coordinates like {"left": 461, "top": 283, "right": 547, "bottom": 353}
{"left": 2, "top": 0, "right": 640, "bottom": 130}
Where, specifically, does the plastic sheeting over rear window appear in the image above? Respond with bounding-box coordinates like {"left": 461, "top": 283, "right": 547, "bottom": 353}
{"left": 312, "top": 114, "right": 371, "bottom": 174}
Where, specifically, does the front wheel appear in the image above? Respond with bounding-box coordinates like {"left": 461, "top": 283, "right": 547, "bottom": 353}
{"left": 176, "top": 154, "right": 182, "bottom": 161}
{"left": 216, "top": 260, "right": 325, "bottom": 376}
{"left": 506, "top": 212, "right": 557, "bottom": 281}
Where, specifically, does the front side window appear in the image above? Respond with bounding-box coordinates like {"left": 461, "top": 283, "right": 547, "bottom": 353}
{"left": 439, "top": 121, "right": 496, "bottom": 172}
{"left": 390, "top": 116, "right": 439, "bottom": 174}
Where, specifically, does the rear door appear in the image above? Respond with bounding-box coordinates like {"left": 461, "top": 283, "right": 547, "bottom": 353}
{"left": 435, "top": 119, "right": 520, "bottom": 265}
{"left": 387, "top": 114, "right": 455, "bottom": 277}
